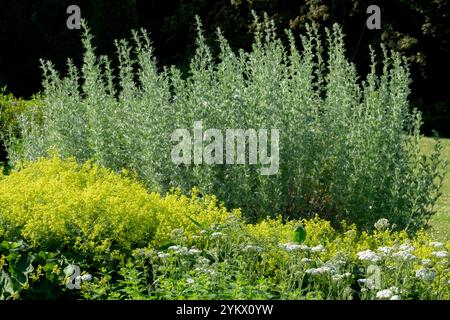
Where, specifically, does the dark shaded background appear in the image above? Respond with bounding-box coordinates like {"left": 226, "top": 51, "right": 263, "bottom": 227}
{"left": 0, "top": 0, "right": 448, "bottom": 136}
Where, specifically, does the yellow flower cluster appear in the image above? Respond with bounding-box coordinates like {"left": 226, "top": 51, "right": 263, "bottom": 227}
{"left": 0, "top": 157, "right": 239, "bottom": 260}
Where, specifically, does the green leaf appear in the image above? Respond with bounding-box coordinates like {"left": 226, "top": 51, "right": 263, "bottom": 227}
{"left": 186, "top": 215, "right": 205, "bottom": 230}
{"left": 293, "top": 225, "right": 307, "bottom": 244}
{"left": 0, "top": 270, "right": 15, "bottom": 297}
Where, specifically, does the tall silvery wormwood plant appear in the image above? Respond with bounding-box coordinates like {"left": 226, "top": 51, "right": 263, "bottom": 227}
{"left": 9, "top": 15, "right": 446, "bottom": 232}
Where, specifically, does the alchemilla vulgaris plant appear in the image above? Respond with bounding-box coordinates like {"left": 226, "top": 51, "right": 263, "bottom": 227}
{"left": 7, "top": 15, "right": 446, "bottom": 232}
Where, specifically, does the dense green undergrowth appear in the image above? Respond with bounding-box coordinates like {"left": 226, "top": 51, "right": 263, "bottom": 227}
{"left": 0, "top": 157, "right": 449, "bottom": 300}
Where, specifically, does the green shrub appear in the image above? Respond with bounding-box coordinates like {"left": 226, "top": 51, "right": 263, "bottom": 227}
{"left": 0, "top": 87, "right": 41, "bottom": 166}
{"left": 0, "top": 157, "right": 159, "bottom": 263}
{"left": 82, "top": 216, "right": 450, "bottom": 300}
{"left": 10, "top": 17, "right": 446, "bottom": 231}
{"left": 0, "top": 157, "right": 239, "bottom": 264}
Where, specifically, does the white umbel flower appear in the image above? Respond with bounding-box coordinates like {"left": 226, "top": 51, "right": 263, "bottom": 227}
{"left": 280, "top": 243, "right": 303, "bottom": 252}
{"left": 398, "top": 243, "right": 415, "bottom": 252}
{"left": 211, "top": 232, "right": 224, "bottom": 238}
{"left": 431, "top": 251, "right": 448, "bottom": 258}
{"left": 377, "top": 246, "right": 393, "bottom": 255}
{"left": 415, "top": 268, "right": 436, "bottom": 281}
{"left": 374, "top": 218, "right": 390, "bottom": 230}
{"left": 310, "top": 244, "right": 325, "bottom": 253}
{"left": 376, "top": 289, "right": 393, "bottom": 299}
{"left": 421, "top": 259, "right": 432, "bottom": 266}
{"left": 393, "top": 251, "right": 416, "bottom": 261}
{"left": 357, "top": 249, "right": 380, "bottom": 262}
{"left": 80, "top": 274, "right": 92, "bottom": 282}
{"left": 430, "top": 242, "right": 444, "bottom": 248}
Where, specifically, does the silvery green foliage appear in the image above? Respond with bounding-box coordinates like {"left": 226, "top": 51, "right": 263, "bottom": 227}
{"left": 10, "top": 16, "right": 446, "bottom": 231}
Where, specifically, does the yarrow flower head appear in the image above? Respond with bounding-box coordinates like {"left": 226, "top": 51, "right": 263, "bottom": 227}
{"left": 188, "top": 248, "right": 202, "bottom": 255}
{"left": 280, "top": 243, "right": 305, "bottom": 252}
{"left": 376, "top": 289, "right": 394, "bottom": 299}
{"left": 421, "top": 259, "right": 432, "bottom": 267}
{"left": 415, "top": 268, "right": 436, "bottom": 281}
{"left": 186, "top": 277, "right": 194, "bottom": 284}
{"left": 310, "top": 244, "right": 326, "bottom": 253}
{"left": 157, "top": 252, "right": 170, "bottom": 259}
{"left": 305, "top": 266, "right": 333, "bottom": 275}
{"left": 398, "top": 243, "right": 415, "bottom": 252}
{"left": 374, "top": 218, "right": 390, "bottom": 231}
{"left": 357, "top": 250, "right": 380, "bottom": 263}
{"left": 377, "top": 246, "right": 393, "bottom": 255}
{"left": 430, "top": 242, "right": 444, "bottom": 248}
{"left": 211, "top": 232, "right": 224, "bottom": 239}
{"left": 80, "top": 274, "right": 92, "bottom": 282}
{"left": 393, "top": 251, "right": 416, "bottom": 261}
{"left": 168, "top": 245, "right": 189, "bottom": 255}
{"left": 431, "top": 251, "right": 448, "bottom": 259}
{"left": 242, "top": 244, "right": 263, "bottom": 253}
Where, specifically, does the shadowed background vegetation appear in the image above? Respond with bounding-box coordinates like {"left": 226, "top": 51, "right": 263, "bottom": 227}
{"left": 0, "top": 0, "right": 449, "bottom": 137}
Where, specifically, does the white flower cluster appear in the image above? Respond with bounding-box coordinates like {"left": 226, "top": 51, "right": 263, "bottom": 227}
{"left": 376, "top": 286, "right": 400, "bottom": 300}
{"left": 421, "top": 259, "right": 432, "bottom": 266}
{"left": 279, "top": 243, "right": 309, "bottom": 252}
{"left": 331, "top": 272, "right": 352, "bottom": 282}
{"left": 377, "top": 246, "right": 393, "bottom": 255}
{"left": 306, "top": 261, "right": 339, "bottom": 276}
{"left": 305, "top": 266, "right": 333, "bottom": 275}
{"left": 376, "top": 289, "right": 393, "bottom": 299}
{"left": 431, "top": 251, "right": 448, "bottom": 258}
{"left": 357, "top": 249, "right": 380, "bottom": 263}
{"left": 168, "top": 245, "right": 189, "bottom": 255}
{"left": 75, "top": 274, "right": 92, "bottom": 282}
{"left": 430, "top": 242, "right": 444, "bottom": 248}
{"left": 310, "top": 244, "right": 326, "bottom": 253}
{"left": 398, "top": 243, "right": 415, "bottom": 252}
{"left": 242, "top": 244, "right": 263, "bottom": 253}
{"left": 415, "top": 268, "right": 436, "bottom": 281}
{"left": 211, "top": 232, "right": 225, "bottom": 239}
{"left": 392, "top": 250, "right": 416, "bottom": 261}
{"left": 374, "top": 218, "right": 390, "bottom": 231}
{"left": 157, "top": 246, "right": 203, "bottom": 258}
